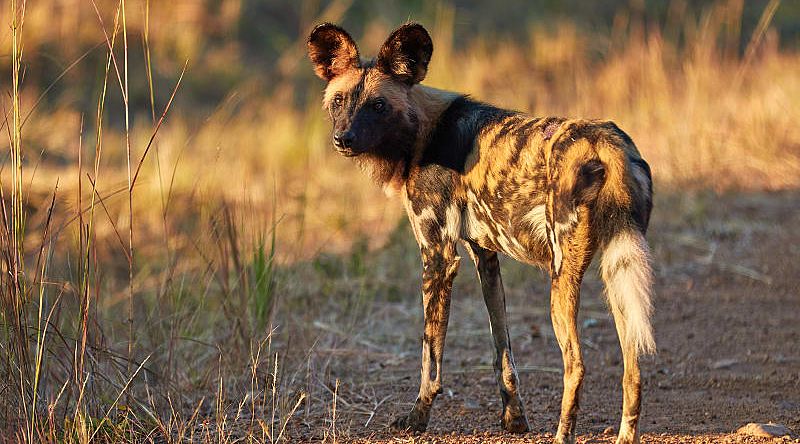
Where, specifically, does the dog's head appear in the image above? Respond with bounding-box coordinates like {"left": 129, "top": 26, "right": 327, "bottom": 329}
{"left": 307, "top": 23, "right": 432, "bottom": 158}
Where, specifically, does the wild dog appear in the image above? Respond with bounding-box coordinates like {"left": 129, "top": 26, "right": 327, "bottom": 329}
{"left": 307, "top": 22, "right": 655, "bottom": 444}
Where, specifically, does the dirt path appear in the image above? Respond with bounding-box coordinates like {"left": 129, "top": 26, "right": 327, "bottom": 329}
{"left": 290, "top": 191, "right": 800, "bottom": 443}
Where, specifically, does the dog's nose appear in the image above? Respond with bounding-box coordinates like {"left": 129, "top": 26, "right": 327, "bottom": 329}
{"left": 333, "top": 131, "right": 354, "bottom": 148}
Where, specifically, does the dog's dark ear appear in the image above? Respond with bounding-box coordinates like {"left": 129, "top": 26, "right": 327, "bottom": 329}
{"left": 307, "top": 23, "right": 360, "bottom": 81}
{"left": 376, "top": 23, "right": 433, "bottom": 84}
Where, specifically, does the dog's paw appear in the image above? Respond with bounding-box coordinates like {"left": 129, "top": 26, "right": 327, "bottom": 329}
{"left": 615, "top": 430, "right": 640, "bottom": 444}
{"left": 501, "top": 409, "right": 530, "bottom": 433}
{"left": 553, "top": 433, "right": 576, "bottom": 444}
{"left": 390, "top": 411, "right": 428, "bottom": 433}
{"left": 615, "top": 419, "right": 640, "bottom": 443}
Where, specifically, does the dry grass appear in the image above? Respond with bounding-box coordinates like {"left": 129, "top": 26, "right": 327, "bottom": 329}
{"left": 0, "top": 0, "right": 799, "bottom": 442}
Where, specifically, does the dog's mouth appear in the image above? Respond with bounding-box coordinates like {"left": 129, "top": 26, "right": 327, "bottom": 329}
{"left": 335, "top": 146, "right": 364, "bottom": 157}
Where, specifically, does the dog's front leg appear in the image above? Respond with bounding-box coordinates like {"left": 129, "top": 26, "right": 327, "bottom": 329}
{"left": 392, "top": 242, "right": 460, "bottom": 432}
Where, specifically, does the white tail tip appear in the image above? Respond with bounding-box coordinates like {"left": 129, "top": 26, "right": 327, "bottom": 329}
{"left": 600, "top": 230, "right": 656, "bottom": 355}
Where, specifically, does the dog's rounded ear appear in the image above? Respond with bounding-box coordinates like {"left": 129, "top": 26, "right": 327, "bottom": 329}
{"left": 376, "top": 23, "right": 433, "bottom": 85}
{"left": 307, "top": 23, "right": 360, "bottom": 81}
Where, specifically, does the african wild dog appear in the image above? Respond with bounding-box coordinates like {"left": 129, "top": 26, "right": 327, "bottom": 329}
{"left": 308, "top": 22, "right": 655, "bottom": 444}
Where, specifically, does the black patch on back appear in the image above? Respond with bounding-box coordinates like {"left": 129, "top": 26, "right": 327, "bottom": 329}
{"left": 421, "top": 96, "right": 516, "bottom": 173}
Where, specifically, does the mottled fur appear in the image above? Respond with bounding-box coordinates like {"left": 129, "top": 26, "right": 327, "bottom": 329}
{"left": 308, "top": 22, "right": 655, "bottom": 444}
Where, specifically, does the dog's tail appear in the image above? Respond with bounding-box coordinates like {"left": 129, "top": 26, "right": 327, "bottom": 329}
{"left": 600, "top": 228, "right": 655, "bottom": 355}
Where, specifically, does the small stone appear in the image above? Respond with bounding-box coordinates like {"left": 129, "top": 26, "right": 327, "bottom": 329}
{"left": 582, "top": 318, "right": 599, "bottom": 329}
{"left": 736, "top": 422, "right": 792, "bottom": 438}
{"left": 602, "top": 426, "right": 615, "bottom": 435}
{"left": 710, "top": 358, "right": 739, "bottom": 369}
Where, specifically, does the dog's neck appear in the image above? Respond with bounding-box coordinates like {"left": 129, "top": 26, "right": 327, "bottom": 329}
{"left": 408, "top": 85, "right": 462, "bottom": 143}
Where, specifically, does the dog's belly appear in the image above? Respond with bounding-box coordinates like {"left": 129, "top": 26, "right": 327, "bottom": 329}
{"left": 462, "top": 191, "right": 551, "bottom": 267}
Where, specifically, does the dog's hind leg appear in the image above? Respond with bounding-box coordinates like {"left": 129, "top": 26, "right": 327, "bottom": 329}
{"left": 464, "top": 240, "right": 530, "bottom": 433}
{"left": 549, "top": 215, "right": 594, "bottom": 444}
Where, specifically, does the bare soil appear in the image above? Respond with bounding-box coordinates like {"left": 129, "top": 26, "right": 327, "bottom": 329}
{"left": 288, "top": 191, "right": 800, "bottom": 443}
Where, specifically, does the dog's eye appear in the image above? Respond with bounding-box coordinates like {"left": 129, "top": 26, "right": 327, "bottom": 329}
{"left": 373, "top": 99, "right": 386, "bottom": 113}
{"left": 332, "top": 94, "right": 344, "bottom": 108}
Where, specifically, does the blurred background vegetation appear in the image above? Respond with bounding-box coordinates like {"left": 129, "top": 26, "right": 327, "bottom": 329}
{"left": 3, "top": 0, "right": 799, "bottom": 255}
{"left": 1, "top": 0, "right": 799, "bottom": 441}
{"left": 4, "top": 0, "right": 800, "bottom": 112}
